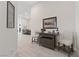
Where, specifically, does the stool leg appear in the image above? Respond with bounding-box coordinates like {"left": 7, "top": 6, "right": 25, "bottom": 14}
{"left": 32, "top": 37, "right": 33, "bottom": 42}
{"left": 63, "top": 44, "right": 65, "bottom": 51}
{"left": 58, "top": 42, "right": 60, "bottom": 51}
{"left": 71, "top": 44, "right": 74, "bottom": 52}
{"left": 68, "top": 44, "right": 74, "bottom": 57}
{"left": 68, "top": 46, "right": 71, "bottom": 57}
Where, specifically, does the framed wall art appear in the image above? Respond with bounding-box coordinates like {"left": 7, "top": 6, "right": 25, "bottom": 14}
{"left": 43, "top": 17, "right": 57, "bottom": 29}
{"left": 7, "top": 1, "right": 15, "bottom": 28}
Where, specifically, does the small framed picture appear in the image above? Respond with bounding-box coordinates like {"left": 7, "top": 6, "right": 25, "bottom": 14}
{"left": 7, "top": 1, "right": 15, "bottom": 28}
{"left": 43, "top": 17, "right": 57, "bottom": 29}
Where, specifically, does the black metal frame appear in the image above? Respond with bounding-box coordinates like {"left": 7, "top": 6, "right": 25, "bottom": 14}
{"left": 43, "top": 17, "right": 57, "bottom": 29}
{"left": 7, "top": 1, "right": 15, "bottom": 28}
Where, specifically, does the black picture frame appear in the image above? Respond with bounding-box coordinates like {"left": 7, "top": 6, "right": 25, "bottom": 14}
{"left": 7, "top": 1, "right": 15, "bottom": 28}
{"left": 43, "top": 17, "right": 57, "bottom": 29}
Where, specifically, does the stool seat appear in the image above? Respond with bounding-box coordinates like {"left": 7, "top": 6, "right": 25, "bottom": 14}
{"left": 59, "top": 39, "right": 73, "bottom": 46}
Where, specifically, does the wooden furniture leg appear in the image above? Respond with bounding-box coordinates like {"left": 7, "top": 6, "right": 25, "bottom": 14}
{"left": 58, "top": 42, "right": 60, "bottom": 51}
{"left": 32, "top": 37, "right": 33, "bottom": 42}
{"left": 68, "top": 44, "right": 74, "bottom": 57}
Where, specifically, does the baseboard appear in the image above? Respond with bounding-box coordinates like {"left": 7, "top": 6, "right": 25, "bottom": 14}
{"left": 0, "top": 52, "right": 16, "bottom": 57}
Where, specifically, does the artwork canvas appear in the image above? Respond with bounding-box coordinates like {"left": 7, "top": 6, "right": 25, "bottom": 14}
{"left": 43, "top": 17, "right": 57, "bottom": 29}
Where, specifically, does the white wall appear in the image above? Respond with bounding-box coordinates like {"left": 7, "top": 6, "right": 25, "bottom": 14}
{"left": 30, "top": 1, "right": 75, "bottom": 48}
{"left": 75, "top": 2, "right": 79, "bottom": 55}
{"left": 0, "top": 1, "right": 17, "bottom": 56}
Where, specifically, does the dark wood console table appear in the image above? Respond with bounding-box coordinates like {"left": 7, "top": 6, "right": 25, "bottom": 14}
{"left": 38, "top": 33, "right": 57, "bottom": 50}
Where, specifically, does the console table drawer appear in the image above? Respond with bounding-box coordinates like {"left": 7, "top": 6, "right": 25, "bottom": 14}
{"left": 39, "top": 33, "right": 57, "bottom": 50}
{"left": 40, "top": 42, "right": 54, "bottom": 49}
{"left": 40, "top": 38, "right": 54, "bottom": 45}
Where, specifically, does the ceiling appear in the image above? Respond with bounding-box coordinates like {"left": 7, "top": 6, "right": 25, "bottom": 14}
{"left": 16, "top": 1, "right": 38, "bottom": 16}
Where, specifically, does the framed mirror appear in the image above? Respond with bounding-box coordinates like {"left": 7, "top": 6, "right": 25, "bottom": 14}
{"left": 7, "top": 1, "right": 15, "bottom": 28}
